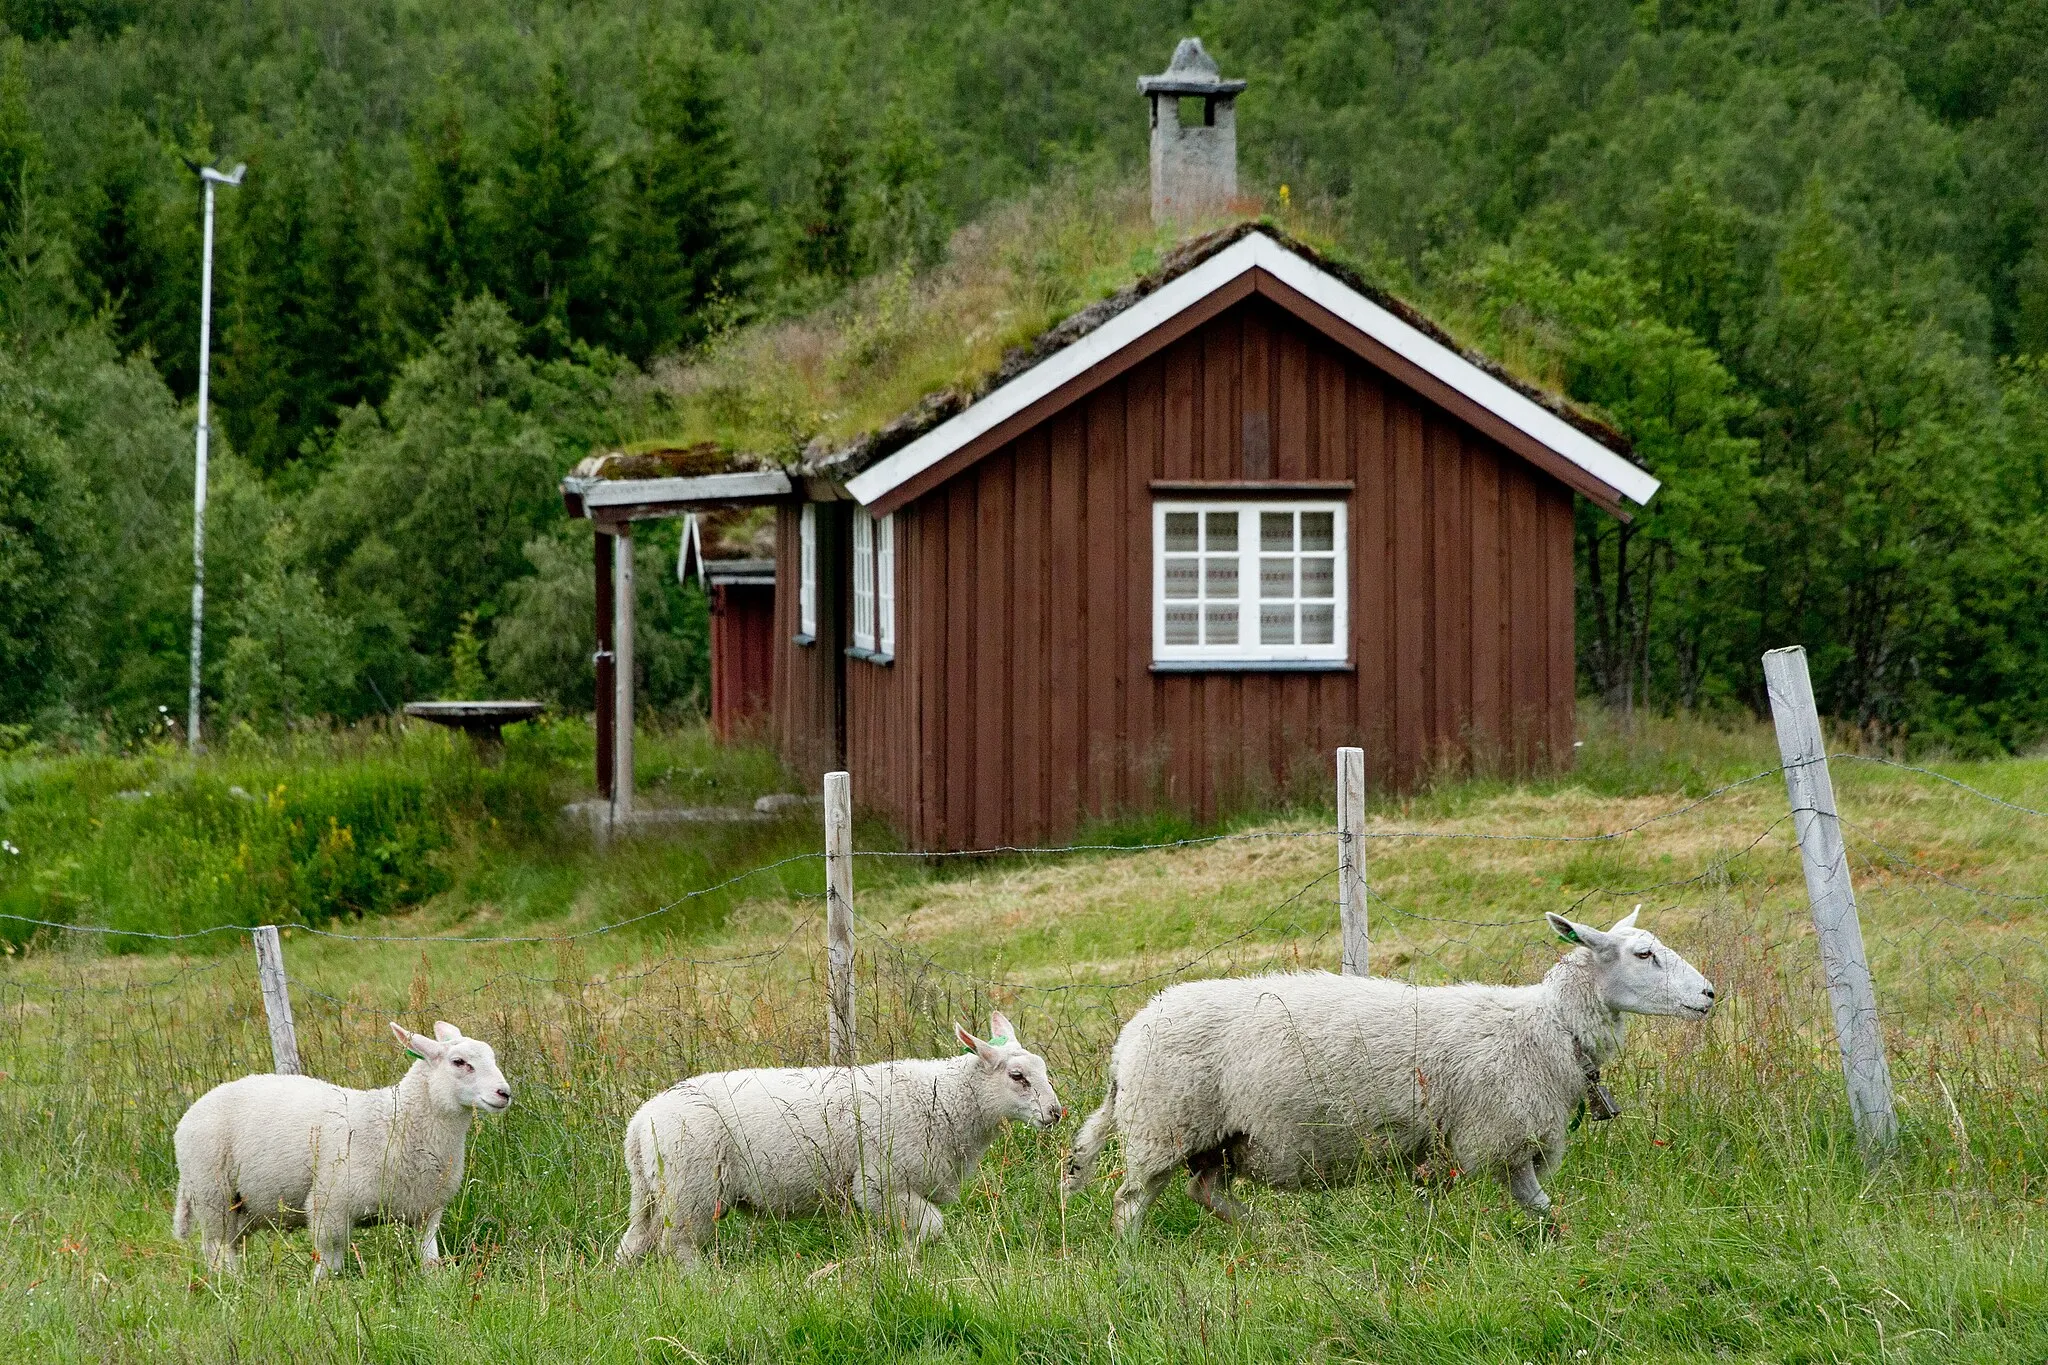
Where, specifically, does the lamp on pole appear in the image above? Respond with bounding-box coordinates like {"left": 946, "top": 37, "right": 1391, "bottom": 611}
{"left": 185, "top": 160, "right": 244, "bottom": 753}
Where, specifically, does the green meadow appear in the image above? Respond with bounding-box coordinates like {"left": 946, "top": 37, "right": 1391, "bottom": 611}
{"left": 2, "top": 713, "right": 2046, "bottom": 1362}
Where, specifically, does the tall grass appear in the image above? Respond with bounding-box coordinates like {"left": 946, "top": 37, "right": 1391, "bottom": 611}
{"left": 2, "top": 717, "right": 2047, "bottom": 1358}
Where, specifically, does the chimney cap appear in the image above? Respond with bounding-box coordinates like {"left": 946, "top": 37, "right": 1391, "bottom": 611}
{"left": 1138, "top": 38, "right": 1247, "bottom": 97}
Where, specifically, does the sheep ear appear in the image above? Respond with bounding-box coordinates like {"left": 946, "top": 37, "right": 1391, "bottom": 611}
{"left": 391, "top": 1022, "right": 442, "bottom": 1061}
{"left": 954, "top": 1022, "right": 1001, "bottom": 1067}
{"left": 988, "top": 1009, "right": 1018, "bottom": 1049}
{"left": 1548, "top": 916, "right": 1613, "bottom": 961}
{"left": 433, "top": 1021, "right": 463, "bottom": 1043}
{"left": 1547, "top": 913, "right": 1617, "bottom": 958}
{"left": 1609, "top": 905, "right": 1641, "bottom": 933}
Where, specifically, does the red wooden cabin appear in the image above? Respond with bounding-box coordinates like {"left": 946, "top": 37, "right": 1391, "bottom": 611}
{"left": 564, "top": 227, "right": 1657, "bottom": 845}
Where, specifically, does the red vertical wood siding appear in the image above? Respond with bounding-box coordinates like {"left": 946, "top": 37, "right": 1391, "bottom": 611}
{"left": 816, "top": 295, "right": 1579, "bottom": 847}
{"left": 771, "top": 503, "right": 845, "bottom": 785}
{"left": 709, "top": 582, "right": 775, "bottom": 739}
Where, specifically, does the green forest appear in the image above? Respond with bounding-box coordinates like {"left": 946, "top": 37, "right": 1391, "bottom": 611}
{"left": 2, "top": 0, "right": 2046, "bottom": 752}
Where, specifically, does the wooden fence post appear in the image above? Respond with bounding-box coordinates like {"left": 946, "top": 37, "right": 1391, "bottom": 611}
{"left": 1762, "top": 645, "right": 1897, "bottom": 1154}
{"left": 611, "top": 523, "right": 636, "bottom": 827}
{"left": 1337, "top": 746, "right": 1370, "bottom": 976}
{"left": 824, "top": 771, "right": 855, "bottom": 1065}
{"left": 250, "top": 926, "right": 303, "bottom": 1075}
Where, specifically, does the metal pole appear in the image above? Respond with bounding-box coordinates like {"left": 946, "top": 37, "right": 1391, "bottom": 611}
{"left": 250, "top": 926, "right": 303, "bottom": 1075}
{"left": 824, "top": 771, "right": 854, "bottom": 1064}
{"left": 186, "top": 163, "right": 242, "bottom": 754}
{"left": 1762, "top": 645, "right": 1897, "bottom": 1154}
{"left": 1337, "top": 746, "right": 1369, "bottom": 975}
{"left": 187, "top": 177, "right": 216, "bottom": 754}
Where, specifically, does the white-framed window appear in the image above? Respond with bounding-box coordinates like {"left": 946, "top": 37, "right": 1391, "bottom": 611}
{"left": 851, "top": 510, "right": 894, "bottom": 658}
{"left": 875, "top": 512, "right": 895, "bottom": 656}
{"left": 798, "top": 504, "right": 818, "bottom": 640}
{"left": 852, "top": 512, "right": 875, "bottom": 651}
{"left": 1152, "top": 501, "right": 1346, "bottom": 664}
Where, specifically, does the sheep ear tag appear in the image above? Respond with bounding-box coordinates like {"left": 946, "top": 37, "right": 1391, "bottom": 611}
{"left": 959, "top": 1036, "right": 1008, "bottom": 1054}
{"left": 405, "top": 1049, "right": 425, "bottom": 1061}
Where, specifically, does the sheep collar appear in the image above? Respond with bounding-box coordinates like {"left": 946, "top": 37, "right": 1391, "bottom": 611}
{"left": 1570, "top": 1036, "right": 1621, "bottom": 1127}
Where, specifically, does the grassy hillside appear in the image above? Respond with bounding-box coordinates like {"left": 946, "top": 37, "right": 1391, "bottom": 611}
{"left": 2, "top": 714, "right": 2045, "bottom": 1359}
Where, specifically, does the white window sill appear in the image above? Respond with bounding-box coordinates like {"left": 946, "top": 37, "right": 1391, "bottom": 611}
{"left": 1150, "top": 659, "right": 1353, "bottom": 673}
{"left": 845, "top": 646, "right": 895, "bottom": 666}
{"left": 793, "top": 632, "right": 816, "bottom": 647}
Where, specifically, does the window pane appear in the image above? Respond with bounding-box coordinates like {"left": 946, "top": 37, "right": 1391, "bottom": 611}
{"left": 1163, "top": 558, "right": 1199, "bottom": 598}
{"left": 1301, "top": 603, "right": 1335, "bottom": 644}
{"left": 1205, "top": 556, "right": 1238, "bottom": 598}
{"left": 1301, "top": 511, "right": 1334, "bottom": 551}
{"left": 1205, "top": 511, "right": 1238, "bottom": 551}
{"left": 1259, "top": 556, "right": 1293, "bottom": 598}
{"left": 1204, "top": 604, "right": 1238, "bottom": 644}
{"left": 1163, "top": 606, "right": 1199, "bottom": 645}
{"left": 1260, "top": 604, "right": 1294, "bottom": 644}
{"left": 1164, "top": 511, "right": 1198, "bottom": 552}
{"left": 1300, "top": 556, "right": 1335, "bottom": 599}
{"left": 1260, "top": 510, "right": 1293, "bottom": 551}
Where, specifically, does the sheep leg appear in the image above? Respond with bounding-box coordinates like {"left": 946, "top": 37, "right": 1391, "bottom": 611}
{"left": 200, "top": 1218, "right": 241, "bottom": 1275}
{"left": 1111, "top": 1166, "right": 1174, "bottom": 1239}
{"left": 418, "top": 1210, "right": 443, "bottom": 1269}
{"left": 310, "top": 1216, "right": 351, "bottom": 1281}
{"left": 1185, "top": 1155, "right": 1248, "bottom": 1224}
{"left": 654, "top": 1202, "right": 711, "bottom": 1268}
{"left": 615, "top": 1188, "right": 659, "bottom": 1265}
{"left": 886, "top": 1192, "right": 945, "bottom": 1251}
{"left": 1505, "top": 1158, "right": 1552, "bottom": 1218}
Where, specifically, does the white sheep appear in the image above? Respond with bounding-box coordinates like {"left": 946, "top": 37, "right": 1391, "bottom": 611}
{"left": 1062, "top": 909, "right": 1715, "bottom": 1232}
{"left": 172, "top": 1021, "right": 512, "bottom": 1277}
{"left": 616, "top": 1011, "right": 1064, "bottom": 1266}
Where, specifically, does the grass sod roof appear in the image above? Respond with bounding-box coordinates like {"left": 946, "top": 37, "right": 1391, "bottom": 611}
{"left": 575, "top": 191, "right": 1642, "bottom": 494}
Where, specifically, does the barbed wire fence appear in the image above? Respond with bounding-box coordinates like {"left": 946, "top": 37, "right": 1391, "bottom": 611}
{"left": 3, "top": 650, "right": 2045, "bottom": 1216}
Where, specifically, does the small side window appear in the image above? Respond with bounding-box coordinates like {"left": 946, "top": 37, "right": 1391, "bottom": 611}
{"left": 876, "top": 514, "right": 895, "bottom": 657}
{"left": 798, "top": 504, "right": 817, "bottom": 640}
{"left": 851, "top": 512, "right": 875, "bottom": 652}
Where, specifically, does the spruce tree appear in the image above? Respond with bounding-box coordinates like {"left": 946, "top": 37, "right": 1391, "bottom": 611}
{"left": 492, "top": 62, "right": 603, "bottom": 356}
{"left": 796, "top": 109, "right": 861, "bottom": 285}
{"left": 394, "top": 100, "right": 484, "bottom": 346}
{"left": 603, "top": 45, "right": 757, "bottom": 364}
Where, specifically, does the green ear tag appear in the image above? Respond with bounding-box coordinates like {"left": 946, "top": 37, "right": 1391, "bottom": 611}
{"left": 405, "top": 1048, "right": 425, "bottom": 1060}
{"left": 961, "top": 1035, "right": 1010, "bottom": 1054}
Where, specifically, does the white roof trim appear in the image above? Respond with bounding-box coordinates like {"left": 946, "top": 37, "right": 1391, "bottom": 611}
{"left": 574, "top": 470, "right": 792, "bottom": 510}
{"left": 844, "top": 230, "right": 1659, "bottom": 509}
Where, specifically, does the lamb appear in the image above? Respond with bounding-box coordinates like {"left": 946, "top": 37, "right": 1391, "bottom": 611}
{"left": 616, "top": 1011, "right": 1064, "bottom": 1266}
{"left": 1062, "top": 909, "right": 1715, "bottom": 1233}
{"left": 172, "top": 1021, "right": 512, "bottom": 1278}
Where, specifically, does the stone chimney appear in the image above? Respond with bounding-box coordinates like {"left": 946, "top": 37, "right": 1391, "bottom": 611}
{"left": 1139, "top": 39, "right": 1247, "bottom": 227}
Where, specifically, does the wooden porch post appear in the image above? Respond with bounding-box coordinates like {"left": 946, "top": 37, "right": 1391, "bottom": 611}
{"left": 612, "top": 523, "right": 636, "bottom": 825}
{"left": 594, "top": 529, "right": 615, "bottom": 800}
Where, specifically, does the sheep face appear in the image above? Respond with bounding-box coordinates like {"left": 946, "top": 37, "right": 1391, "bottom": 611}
{"left": 954, "top": 1011, "right": 1065, "bottom": 1129}
{"left": 1546, "top": 908, "right": 1716, "bottom": 1020}
{"left": 389, "top": 1021, "right": 513, "bottom": 1114}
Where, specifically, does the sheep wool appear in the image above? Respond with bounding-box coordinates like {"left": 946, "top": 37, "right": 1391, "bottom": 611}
{"left": 172, "top": 1021, "right": 512, "bottom": 1277}
{"left": 617, "top": 1012, "right": 1064, "bottom": 1265}
{"left": 1063, "top": 909, "right": 1715, "bottom": 1233}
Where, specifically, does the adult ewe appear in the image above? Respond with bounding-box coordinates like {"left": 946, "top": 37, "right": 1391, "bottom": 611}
{"left": 173, "top": 1021, "right": 511, "bottom": 1277}
{"left": 617, "top": 1011, "right": 1063, "bottom": 1266}
{"left": 1063, "top": 909, "right": 1714, "bottom": 1233}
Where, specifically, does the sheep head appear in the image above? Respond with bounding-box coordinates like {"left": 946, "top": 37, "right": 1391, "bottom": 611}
{"left": 955, "top": 1010, "right": 1065, "bottom": 1129}
{"left": 1545, "top": 907, "right": 1716, "bottom": 1020}
{"left": 389, "top": 1020, "right": 514, "bottom": 1115}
